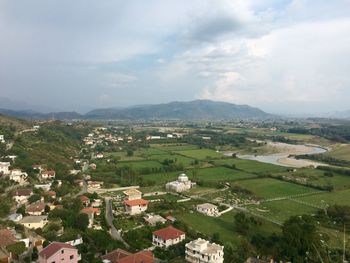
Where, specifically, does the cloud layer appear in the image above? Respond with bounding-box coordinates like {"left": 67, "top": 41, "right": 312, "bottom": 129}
{"left": 0, "top": 0, "right": 349, "bottom": 114}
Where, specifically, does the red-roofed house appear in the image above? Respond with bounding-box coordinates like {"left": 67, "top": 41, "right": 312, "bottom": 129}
{"left": 26, "top": 202, "right": 46, "bottom": 216}
{"left": 124, "top": 199, "right": 148, "bottom": 215}
{"left": 81, "top": 207, "right": 101, "bottom": 228}
{"left": 39, "top": 242, "right": 81, "bottom": 263}
{"left": 12, "top": 189, "right": 33, "bottom": 204}
{"left": 79, "top": 195, "right": 90, "bottom": 206}
{"left": 0, "top": 229, "right": 17, "bottom": 248}
{"left": 102, "top": 249, "right": 154, "bottom": 263}
{"left": 41, "top": 170, "right": 56, "bottom": 180}
{"left": 152, "top": 226, "right": 185, "bottom": 248}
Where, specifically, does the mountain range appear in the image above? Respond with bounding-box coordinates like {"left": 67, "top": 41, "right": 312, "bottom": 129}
{"left": 0, "top": 100, "right": 273, "bottom": 120}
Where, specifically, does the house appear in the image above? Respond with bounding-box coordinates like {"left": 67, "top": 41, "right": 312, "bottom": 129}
{"left": 8, "top": 213, "right": 23, "bottom": 222}
{"left": 152, "top": 226, "right": 185, "bottom": 248}
{"left": 143, "top": 214, "right": 166, "bottom": 226}
{"left": 19, "top": 216, "right": 48, "bottom": 229}
{"left": 34, "top": 183, "right": 52, "bottom": 192}
{"left": 95, "top": 153, "right": 104, "bottom": 159}
{"left": 123, "top": 189, "right": 142, "bottom": 201}
{"left": 165, "top": 174, "right": 195, "bottom": 193}
{"left": 87, "top": 180, "right": 103, "bottom": 189}
{"left": 9, "top": 169, "right": 28, "bottom": 184}
{"left": 5, "top": 155, "right": 17, "bottom": 162}
{"left": 38, "top": 242, "right": 81, "bottom": 263}
{"left": 41, "top": 170, "right": 56, "bottom": 180}
{"left": 69, "top": 169, "right": 81, "bottom": 175}
{"left": 79, "top": 195, "right": 90, "bottom": 206}
{"left": 91, "top": 199, "right": 102, "bottom": 207}
{"left": 48, "top": 191, "right": 56, "bottom": 199}
{"left": 185, "top": 238, "right": 224, "bottom": 263}
{"left": 0, "top": 162, "right": 10, "bottom": 175}
{"left": 89, "top": 163, "right": 97, "bottom": 170}
{"left": 0, "top": 229, "right": 17, "bottom": 248}
{"left": 0, "top": 135, "right": 5, "bottom": 143}
{"left": 12, "top": 189, "right": 33, "bottom": 204}
{"left": 197, "top": 203, "right": 219, "bottom": 217}
{"left": 124, "top": 199, "right": 149, "bottom": 215}
{"left": 26, "top": 202, "right": 46, "bottom": 216}
{"left": 81, "top": 207, "right": 101, "bottom": 228}
{"left": 166, "top": 215, "right": 176, "bottom": 223}
{"left": 102, "top": 249, "right": 154, "bottom": 263}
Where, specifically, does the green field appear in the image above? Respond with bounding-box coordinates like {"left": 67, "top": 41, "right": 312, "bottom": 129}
{"left": 246, "top": 199, "right": 318, "bottom": 223}
{"left": 234, "top": 178, "right": 317, "bottom": 199}
{"left": 152, "top": 143, "right": 199, "bottom": 151}
{"left": 192, "top": 166, "right": 257, "bottom": 182}
{"left": 116, "top": 160, "right": 164, "bottom": 170}
{"left": 175, "top": 149, "right": 223, "bottom": 160}
{"left": 325, "top": 144, "right": 350, "bottom": 161}
{"left": 151, "top": 154, "right": 195, "bottom": 167}
{"left": 297, "top": 188, "right": 350, "bottom": 206}
{"left": 142, "top": 171, "right": 181, "bottom": 184}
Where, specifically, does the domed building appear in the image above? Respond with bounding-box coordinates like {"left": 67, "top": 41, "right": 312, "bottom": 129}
{"left": 165, "top": 173, "right": 195, "bottom": 192}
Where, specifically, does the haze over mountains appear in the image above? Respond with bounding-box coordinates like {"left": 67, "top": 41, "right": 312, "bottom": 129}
{"left": 0, "top": 100, "right": 273, "bottom": 120}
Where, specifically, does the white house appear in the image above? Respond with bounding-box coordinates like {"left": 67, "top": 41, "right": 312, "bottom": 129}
{"left": 0, "top": 135, "right": 5, "bottom": 143}
{"left": 152, "top": 226, "right": 186, "bottom": 248}
{"left": 185, "top": 238, "right": 224, "bottom": 263}
{"left": 0, "top": 162, "right": 11, "bottom": 175}
{"left": 12, "top": 189, "right": 33, "bottom": 204}
{"left": 124, "top": 199, "right": 149, "bottom": 215}
{"left": 8, "top": 213, "right": 23, "bottom": 222}
{"left": 124, "top": 188, "right": 142, "bottom": 201}
{"left": 41, "top": 170, "right": 56, "bottom": 180}
{"left": 10, "top": 169, "right": 28, "bottom": 184}
{"left": 166, "top": 174, "right": 194, "bottom": 193}
{"left": 19, "top": 215, "right": 48, "bottom": 229}
{"left": 197, "top": 203, "right": 219, "bottom": 217}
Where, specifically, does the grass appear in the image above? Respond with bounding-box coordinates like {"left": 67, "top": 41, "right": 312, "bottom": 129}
{"left": 151, "top": 154, "right": 195, "bottom": 167}
{"left": 152, "top": 143, "right": 199, "bottom": 151}
{"left": 142, "top": 171, "right": 181, "bottom": 184}
{"left": 234, "top": 178, "right": 317, "bottom": 199}
{"left": 297, "top": 188, "right": 350, "bottom": 206}
{"left": 144, "top": 193, "right": 181, "bottom": 202}
{"left": 326, "top": 143, "right": 350, "bottom": 161}
{"left": 174, "top": 149, "right": 223, "bottom": 160}
{"left": 191, "top": 166, "right": 257, "bottom": 182}
{"left": 104, "top": 151, "right": 145, "bottom": 161}
{"left": 116, "top": 160, "right": 164, "bottom": 170}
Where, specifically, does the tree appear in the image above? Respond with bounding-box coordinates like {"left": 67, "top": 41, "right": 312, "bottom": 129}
{"left": 234, "top": 212, "right": 250, "bottom": 235}
{"left": 75, "top": 213, "right": 89, "bottom": 231}
{"left": 28, "top": 194, "right": 41, "bottom": 204}
{"left": 0, "top": 202, "right": 10, "bottom": 217}
{"left": 280, "top": 215, "right": 321, "bottom": 262}
{"left": 6, "top": 242, "right": 26, "bottom": 256}
{"left": 16, "top": 205, "right": 26, "bottom": 216}
{"left": 127, "top": 149, "right": 134, "bottom": 156}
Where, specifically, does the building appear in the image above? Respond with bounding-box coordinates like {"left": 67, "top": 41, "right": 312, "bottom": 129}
{"left": 41, "top": 170, "right": 56, "bottom": 180}
{"left": 152, "top": 226, "right": 185, "bottom": 248}
{"left": 0, "top": 162, "right": 10, "bottom": 175}
{"left": 87, "top": 180, "right": 103, "bottom": 189}
{"left": 185, "top": 238, "right": 224, "bottom": 263}
{"left": 95, "top": 153, "right": 104, "bottom": 159}
{"left": 0, "top": 229, "right": 17, "bottom": 248}
{"left": 8, "top": 213, "right": 23, "bottom": 222}
{"left": 19, "top": 216, "right": 48, "bottom": 229}
{"left": 79, "top": 195, "right": 90, "bottom": 206}
{"left": 39, "top": 242, "right": 81, "bottom": 263}
{"left": 165, "top": 174, "right": 194, "bottom": 193}
{"left": 81, "top": 207, "right": 101, "bottom": 228}
{"left": 12, "top": 189, "right": 33, "bottom": 204}
{"left": 143, "top": 214, "right": 166, "bottom": 226}
{"left": 196, "top": 203, "right": 219, "bottom": 217}
{"left": 0, "top": 135, "right": 4, "bottom": 143}
{"left": 26, "top": 202, "right": 46, "bottom": 216}
{"left": 32, "top": 165, "right": 45, "bottom": 173}
{"left": 9, "top": 169, "right": 28, "bottom": 184}
{"left": 124, "top": 199, "right": 149, "bottom": 215}
{"left": 102, "top": 249, "right": 154, "bottom": 263}
{"left": 123, "top": 188, "right": 142, "bottom": 201}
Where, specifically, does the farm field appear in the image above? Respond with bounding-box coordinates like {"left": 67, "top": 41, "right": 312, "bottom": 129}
{"left": 233, "top": 178, "right": 317, "bottom": 199}
{"left": 297, "top": 188, "right": 350, "bottom": 206}
{"left": 325, "top": 144, "right": 350, "bottom": 161}
{"left": 174, "top": 148, "right": 224, "bottom": 160}
{"left": 142, "top": 171, "right": 181, "bottom": 184}
{"left": 104, "top": 151, "right": 145, "bottom": 161}
{"left": 152, "top": 143, "right": 199, "bottom": 151}
{"left": 193, "top": 166, "right": 257, "bottom": 182}
{"left": 246, "top": 199, "right": 318, "bottom": 223}
{"left": 151, "top": 153, "right": 195, "bottom": 167}
{"left": 116, "top": 160, "right": 164, "bottom": 170}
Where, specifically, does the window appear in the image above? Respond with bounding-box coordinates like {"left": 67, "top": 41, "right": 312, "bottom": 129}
{"left": 61, "top": 249, "right": 64, "bottom": 254}
{"left": 51, "top": 261, "right": 55, "bottom": 263}
{"left": 70, "top": 255, "right": 74, "bottom": 260}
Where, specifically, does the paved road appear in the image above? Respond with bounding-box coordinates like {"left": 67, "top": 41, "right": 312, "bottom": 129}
{"left": 105, "top": 197, "right": 129, "bottom": 247}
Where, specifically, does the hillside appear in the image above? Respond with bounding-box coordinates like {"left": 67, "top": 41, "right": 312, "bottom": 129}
{"left": 86, "top": 100, "right": 273, "bottom": 120}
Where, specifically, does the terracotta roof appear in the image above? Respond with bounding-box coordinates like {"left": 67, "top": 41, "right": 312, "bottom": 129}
{"left": 153, "top": 226, "right": 185, "bottom": 241}
{"left": 26, "top": 202, "right": 46, "bottom": 213}
{"left": 48, "top": 191, "right": 56, "bottom": 197}
{"left": 81, "top": 207, "right": 100, "bottom": 214}
{"left": 101, "top": 248, "right": 131, "bottom": 262}
{"left": 39, "top": 242, "right": 76, "bottom": 259}
{"left": 123, "top": 188, "right": 142, "bottom": 196}
{"left": 12, "top": 189, "right": 32, "bottom": 196}
{"left": 124, "top": 199, "right": 149, "bottom": 207}
{"left": 42, "top": 170, "right": 55, "bottom": 176}
{"left": 117, "top": 251, "right": 154, "bottom": 263}
{"left": 0, "top": 229, "right": 16, "bottom": 247}
{"left": 79, "top": 195, "right": 90, "bottom": 202}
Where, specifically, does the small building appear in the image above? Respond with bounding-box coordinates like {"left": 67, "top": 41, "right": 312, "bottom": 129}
{"left": 12, "top": 189, "right": 33, "bottom": 204}
{"left": 197, "top": 203, "right": 219, "bottom": 217}
{"left": 79, "top": 195, "right": 90, "bottom": 206}
{"left": 87, "top": 180, "right": 103, "bottom": 189}
{"left": 124, "top": 199, "right": 148, "bottom": 215}
{"left": 152, "top": 226, "right": 185, "bottom": 248}
{"left": 26, "top": 202, "right": 46, "bottom": 216}
{"left": 102, "top": 249, "right": 154, "bottom": 263}
{"left": 166, "top": 215, "right": 176, "bottom": 223}
{"left": 143, "top": 214, "right": 166, "bottom": 226}
{"left": 0, "top": 135, "right": 5, "bottom": 143}
{"left": 95, "top": 153, "right": 104, "bottom": 159}
{"left": 185, "top": 238, "right": 224, "bottom": 263}
{"left": 8, "top": 213, "right": 23, "bottom": 222}
{"left": 0, "top": 229, "right": 17, "bottom": 248}
{"left": 39, "top": 242, "right": 81, "bottom": 263}
{"left": 48, "top": 191, "right": 56, "bottom": 199}
{"left": 41, "top": 170, "right": 56, "bottom": 180}
{"left": 9, "top": 169, "right": 28, "bottom": 184}
{"left": 81, "top": 207, "right": 101, "bottom": 228}
{"left": 0, "top": 162, "right": 10, "bottom": 175}
{"left": 166, "top": 174, "right": 194, "bottom": 193}
{"left": 123, "top": 188, "right": 142, "bottom": 201}
{"left": 19, "top": 216, "right": 48, "bottom": 229}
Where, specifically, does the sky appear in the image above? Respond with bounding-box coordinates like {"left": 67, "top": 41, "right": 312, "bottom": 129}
{"left": 0, "top": 0, "right": 350, "bottom": 114}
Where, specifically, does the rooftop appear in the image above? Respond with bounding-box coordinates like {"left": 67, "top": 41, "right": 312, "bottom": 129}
{"left": 153, "top": 226, "right": 185, "bottom": 241}
{"left": 123, "top": 188, "right": 142, "bottom": 196}
{"left": 39, "top": 242, "right": 76, "bottom": 259}
{"left": 20, "top": 215, "right": 47, "bottom": 224}
{"left": 0, "top": 229, "right": 16, "bottom": 248}
{"left": 124, "top": 199, "right": 149, "bottom": 206}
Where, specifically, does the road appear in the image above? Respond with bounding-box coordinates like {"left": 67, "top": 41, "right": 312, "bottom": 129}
{"left": 105, "top": 197, "right": 129, "bottom": 248}
{"left": 89, "top": 185, "right": 140, "bottom": 194}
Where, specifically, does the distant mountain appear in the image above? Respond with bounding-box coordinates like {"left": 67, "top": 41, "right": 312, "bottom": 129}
{"left": 0, "top": 100, "right": 274, "bottom": 120}
{"left": 0, "top": 97, "right": 59, "bottom": 113}
{"left": 330, "top": 110, "right": 350, "bottom": 119}
{"left": 0, "top": 108, "right": 81, "bottom": 120}
{"left": 85, "top": 100, "right": 273, "bottom": 120}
